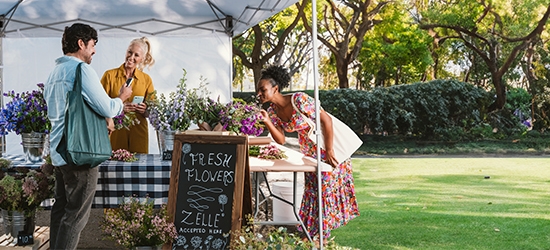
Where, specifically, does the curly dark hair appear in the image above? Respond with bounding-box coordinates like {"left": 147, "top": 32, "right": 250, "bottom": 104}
{"left": 62, "top": 23, "right": 98, "bottom": 54}
{"left": 260, "top": 65, "right": 291, "bottom": 90}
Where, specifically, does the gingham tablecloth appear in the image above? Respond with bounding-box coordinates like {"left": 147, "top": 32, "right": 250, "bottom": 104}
{"left": 2, "top": 154, "right": 172, "bottom": 208}
{"left": 94, "top": 154, "right": 171, "bottom": 208}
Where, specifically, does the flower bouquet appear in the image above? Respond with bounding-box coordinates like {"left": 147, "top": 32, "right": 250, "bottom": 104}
{"left": 146, "top": 70, "right": 264, "bottom": 137}
{"left": 101, "top": 196, "right": 178, "bottom": 249}
{"left": 219, "top": 99, "right": 264, "bottom": 136}
{"left": 249, "top": 144, "right": 287, "bottom": 159}
{"left": 0, "top": 156, "right": 55, "bottom": 216}
{"left": 183, "top": 77, "right": 229, "bottom": 131}
{"left": 146, "top": 70, "right": 191, "bottom": 132}
{"left": 109, "top": 149, "right": 138, "bottom": 162}
{"left": 0, "top": 83, "right": 51, "bottom": 135}
{"left": 113, "top": 111, "right": 140, "bottom": 130}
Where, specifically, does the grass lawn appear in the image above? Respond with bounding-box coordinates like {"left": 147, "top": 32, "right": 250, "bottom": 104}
{"left": 330, "top": 157, "right": 550, "bottom": 250}
{"left": 355, "top": 134, "right": 550, "bottom": 156}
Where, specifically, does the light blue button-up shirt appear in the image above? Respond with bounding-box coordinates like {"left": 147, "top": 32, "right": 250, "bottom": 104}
{"left": 44, "top": 56, "right": 124, "bottom": 166}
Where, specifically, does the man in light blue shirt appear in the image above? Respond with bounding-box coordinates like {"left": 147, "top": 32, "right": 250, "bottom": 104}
{"left": 44, "top": 23, "right": 132, "bottom": 250}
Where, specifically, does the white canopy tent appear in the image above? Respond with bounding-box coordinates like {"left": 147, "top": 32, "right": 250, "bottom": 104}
{"left": 0, "top": 0, "right": 298, "bottom": 154}
{"left": 1, "top": 0, "right": 327, "bottom": 247}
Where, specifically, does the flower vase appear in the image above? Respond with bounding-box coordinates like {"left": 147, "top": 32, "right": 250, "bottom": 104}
{"left": 0, "top": 209, "right": 36, "bottom": 240}
{"left": 157, "top": 130, "right": 176, "bottom": 153}
{"left": 20, "top": 132, "right": 47, "bottom": 163}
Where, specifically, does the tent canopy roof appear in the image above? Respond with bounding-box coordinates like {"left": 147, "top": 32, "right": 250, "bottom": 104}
{"left": 0, "top": 0, "right": 297, "bottom": 37}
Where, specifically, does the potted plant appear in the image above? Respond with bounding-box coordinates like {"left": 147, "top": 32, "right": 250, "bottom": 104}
{"left": 101, "top": 196, "right": 178, "bottom": 249}
{"left": 0, "top": 156, "right": 55, "bottom": 237}
{"left": 0, "top": 83, "right": 51, "bottom": 162}
{"left": 146, "top": 70, "right": 191, "bottom": 155}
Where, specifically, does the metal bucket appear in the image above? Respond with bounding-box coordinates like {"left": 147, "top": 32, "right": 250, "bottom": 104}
{"left": 20, "top": 132, "right": 46, "bottom": 163}
{"left": 0, "top": 210, "right": 35, "bottom": 239}
{"left": 157, "top": 130, "right": 175, "bottom": 154}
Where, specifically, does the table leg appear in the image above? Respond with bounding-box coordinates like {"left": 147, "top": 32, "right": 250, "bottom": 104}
{"left": 252, "top": 171, "right": 313, "bottom": 242}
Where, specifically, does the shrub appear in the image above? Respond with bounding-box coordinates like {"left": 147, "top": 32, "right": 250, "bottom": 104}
{"left": 233, "top": 79, "right": 538, "bottom": 141}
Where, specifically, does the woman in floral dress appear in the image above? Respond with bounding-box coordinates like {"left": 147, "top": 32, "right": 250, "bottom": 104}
{"left": 256, "top": 65, "right": 359, "bottom": 240}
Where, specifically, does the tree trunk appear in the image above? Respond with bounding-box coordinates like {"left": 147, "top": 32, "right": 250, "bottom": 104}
{"left": 252, "top": 63, "right": 263, "bottom": 92}
{"left": 336, "top": 58, "right": 350, "bottom": 89}
{"left": 488, "top": 75, "right": 506, "bottom": 111}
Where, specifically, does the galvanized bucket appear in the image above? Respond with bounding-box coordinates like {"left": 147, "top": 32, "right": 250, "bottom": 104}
{"left": 157, "top": 130, "right": 175, "bottom": 154}
{"left": 20, "top": 132, "right": 47, "bottom": 163}
{"left": 0, "top": 209, "right": 35, "bottom": 239}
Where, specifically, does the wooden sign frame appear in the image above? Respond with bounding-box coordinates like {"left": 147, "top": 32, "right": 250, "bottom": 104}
{"left": 167, "top": 133, "right": 248, "bottom": 249}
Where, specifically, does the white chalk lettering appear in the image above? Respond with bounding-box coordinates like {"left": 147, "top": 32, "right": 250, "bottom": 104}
{"left": 179, "top": 227, "right": 206, "bottom": 234}
{"left": 221, "top": 154, "right": 232, "bottom": 167}
{"left": 188, "top": 152, "right": 233, "bottom": 167}
{"left": 180, "top": 210, "right": 194, "bottom": 225}
{"left": 195, "top": 212, "right": 221, "bottom": 228}
{"left": 184, "top": 169, "right": 235, "bottom": 186}
{"left": 184, "top": 168, "right": 195, "bottom": 181}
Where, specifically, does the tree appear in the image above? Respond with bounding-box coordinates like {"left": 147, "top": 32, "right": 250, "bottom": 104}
{"left": 301, "top": 0, "right": 390, "bottom": 89}
{"left": 415, "top": 0, "right": 550, "bottom": 111}
{"left": 232, "top": 1, "right": 309, "bottom": 91}
{"left": 358, "top": 2, "right": 433, "bottom": 87}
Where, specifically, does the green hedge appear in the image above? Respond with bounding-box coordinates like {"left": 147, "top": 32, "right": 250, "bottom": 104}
{"left": 234, "top": 80, "right": 532, "bottom": 140}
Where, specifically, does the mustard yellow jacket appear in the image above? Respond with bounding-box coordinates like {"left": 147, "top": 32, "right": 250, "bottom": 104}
{"left": 101, "top": 64, "right": 154, "bottom": 153}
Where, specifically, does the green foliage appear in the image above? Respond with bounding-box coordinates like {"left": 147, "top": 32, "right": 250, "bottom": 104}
{"left": 359, "top": 2, "right": 433, "bottom": 87}
{"left": 484, "top": 108, "right": 526, "bottom": 139}
{"left": 232, "top": 225, "right": 314, "bottom": 250}
{"left": 232, "top": 1, "right": 309, "bottom": 86}
{"left": 320, "top": 89, "right": 363, "bottom": 133}
{"left": 0, "top": 162, "right": 55, "bottom": 215}
{"left": 506, "top": 88, "right": 532, "bottom": 112}
{"left": 231, "top": 216, "right": 357, "bottom": 249}
{"left": 356, "top": 132, "right": 550, "bottom": 155}
{"left": 352, "top": 79, "right": 493, "bottom": 139}
{"left": 234, "top": 79, "right": 540, "bottom": 141}
{"left": 101, "top": 197, "right": 177, "bottom": 249}
{"left": 0, "top": 158, "right": 11, "bottom": 170}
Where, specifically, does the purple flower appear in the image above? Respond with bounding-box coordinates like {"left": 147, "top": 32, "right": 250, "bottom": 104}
{"left": 0, "top": 83, "right": 51, "bottom": 135}
{"left": 219, "top": 100, "right": 264, "bottom": 136}
{"left": 113, "top": 111, "right": 140, "bottom": 130}
{"left": 146, "top": 70, "right": 191, "bottom": 132}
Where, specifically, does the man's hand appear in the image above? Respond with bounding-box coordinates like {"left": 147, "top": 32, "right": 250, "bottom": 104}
{"left": 106, "top": 118, "right": 115, "bottom": 135}
{"left": 118, "top": 85, "right": 133, "bottom": 102}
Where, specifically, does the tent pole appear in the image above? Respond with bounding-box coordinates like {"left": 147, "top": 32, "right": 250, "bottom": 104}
{"left": 0, "top": 36, "right": 4, "bottom": 155}
{"left": 311, "top": 0, "right": 323, "bottom": 248}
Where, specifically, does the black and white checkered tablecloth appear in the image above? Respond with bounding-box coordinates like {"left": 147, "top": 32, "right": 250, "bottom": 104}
{"left": 95, "top": 154, "right": 171, "bottom": 208}
{"left": 2, "top": 154, "right": 172, "bottom": 208}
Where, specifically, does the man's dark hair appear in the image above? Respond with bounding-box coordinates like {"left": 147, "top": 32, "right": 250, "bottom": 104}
{"left": 62, "top": 23, "right": 98, "bottom": 54}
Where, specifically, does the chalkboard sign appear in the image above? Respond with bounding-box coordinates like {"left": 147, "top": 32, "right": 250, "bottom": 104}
{"left": 162, "top": 150, "right": 173, "bottom": 161}
{"left": 17, "top": 232, "right": 34, "bottom": 246}
{"left": 167, "top": 134, "right": 248, "bottom": 250}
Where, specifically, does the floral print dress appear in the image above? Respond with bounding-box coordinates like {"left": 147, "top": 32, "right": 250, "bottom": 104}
{"left": 267, "top": 92, "right": 359, "bottom": 239}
